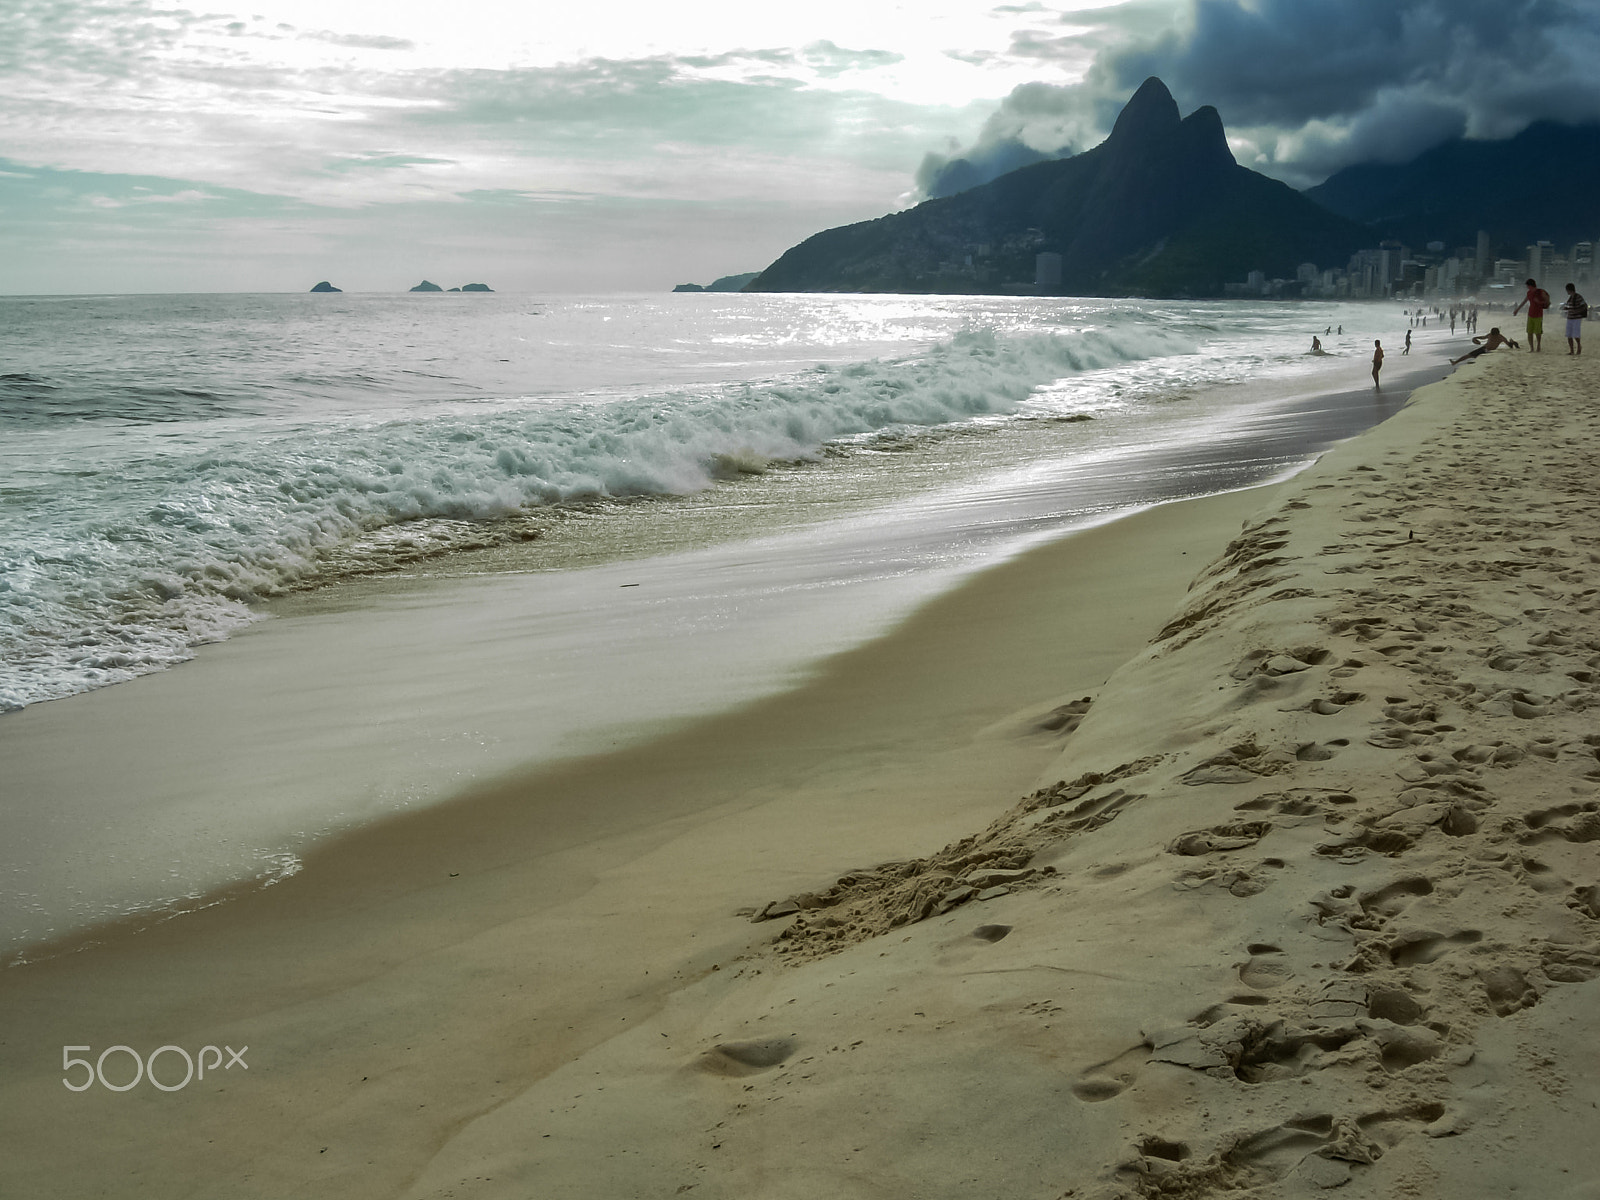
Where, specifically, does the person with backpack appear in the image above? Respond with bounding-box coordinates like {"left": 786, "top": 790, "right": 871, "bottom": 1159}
{"left": 1513, "top": 278, "right": 1550, "bottom": 352}
{"left": 1562, "top": 282, "right": 1587, "bottom": 355}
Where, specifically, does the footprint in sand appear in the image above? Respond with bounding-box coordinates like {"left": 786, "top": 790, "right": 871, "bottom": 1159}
{"left": 1384, "top": 928, "right": 1483, "bottom": 967}
{"left": 1357, "top": 875, "right": 1435, "bottom": 921}
{"left": 1070, "top": 1043, "right": 1150, "bottom": 1102}
{"left": 1235, "top": 788, "right": 1357, "bottom": 817}
{"left": 1237, "top": 946, "right": 1291, "bottom": 990}
{"left": 1521, "top": 802, "right": 1600, "bottom": 844}
{"left": 1479, "top": 964, "right": 1539, "bottom": 1016}
{"left": 694, "top": 1037, "right": 798, "bottom": 1076}
{"left": 1167, "top": 821, "right": 1271, "bottom": 856}
{"left": 1034, "top": 696, "right": 1092, "bottom": 734}
{"left": 1306, "top": 691, "right": 1365, "bottom": 715}
{"left": 1122, "top": 1104, "right": 1448, "bottom": 1193}
{"left": 1567, "top": 884, "right": 1600, "bottom": 920}
{"left": 1295, "top": 739, "right": 1349, "bottom": 761}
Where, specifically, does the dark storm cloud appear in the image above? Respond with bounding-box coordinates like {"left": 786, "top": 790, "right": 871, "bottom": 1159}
{"left": 915, "top": 0, "right": 1600, "bottom": 196}
{"left": 1106, "top": 0, "right": 1600, "bottom": 131}
{"left": 914, "top": 135, "right": 1053, "bottom": 199}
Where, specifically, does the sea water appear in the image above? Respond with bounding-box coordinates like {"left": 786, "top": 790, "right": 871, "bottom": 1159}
{"left": 0, "top": 291, "right": 1440, "bottom": 951}
{"left": 3, "top": 291, "right": 1405, "bottom": 713}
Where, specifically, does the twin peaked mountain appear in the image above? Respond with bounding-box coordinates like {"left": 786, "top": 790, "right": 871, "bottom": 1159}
{"left": 747, "top": 78, "right": 1366, "bottom": 298}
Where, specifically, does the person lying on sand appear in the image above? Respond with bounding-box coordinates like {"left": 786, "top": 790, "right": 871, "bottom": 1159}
{"left": 1450, "top": 327, "right": 1517, "bottom": 364}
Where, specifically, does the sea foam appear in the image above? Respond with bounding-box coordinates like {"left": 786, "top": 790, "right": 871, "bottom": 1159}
{"left": 0, "top": 324, "right": 1193, "bottom": 711}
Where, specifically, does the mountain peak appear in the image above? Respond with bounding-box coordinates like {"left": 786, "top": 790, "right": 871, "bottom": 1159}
{"left": 746, "top": 74, "right": 1368, "bottom": 298}
{"left": 1180, "top": 104, "right": 1235, "bottom": 166}
{"left": 1108, "top": 77, "right": 1181, "bottom": 145}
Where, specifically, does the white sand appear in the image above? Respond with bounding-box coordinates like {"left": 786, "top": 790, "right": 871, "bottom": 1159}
{"left": 3, "top": 347, "right": 1597, "bottom": 1199}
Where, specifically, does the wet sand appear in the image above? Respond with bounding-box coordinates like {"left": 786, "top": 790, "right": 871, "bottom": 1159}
{"left": 0, "top": 481, "right": 1272, "bottom": 1198}
{"left": 14, "top": 344, "right": 1583, "bottom": 1200}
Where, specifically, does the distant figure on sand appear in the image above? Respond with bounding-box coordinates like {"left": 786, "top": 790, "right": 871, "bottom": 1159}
{"left": 1450, "top": 327, "right": 1516, "bottom": 364}
{"left": 1372, "top": 340, "right": 1383, "bottom": 389}
{"left": 1563, "top": 283, "right": 1587, "bottom": 355}
{"left": 1513, "top": 278, "right": 1549, "bottom": 352}
{"left": 1403, "top": 329, "right": 1411, "bottom": 355}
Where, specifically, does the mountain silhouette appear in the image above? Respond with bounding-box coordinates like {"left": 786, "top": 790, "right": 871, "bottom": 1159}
{"left": 747, "top": 78, "right": 1368, "bottom": 297}
{"left": 1306, "top": 121, "right": 1600, "bottom": 251}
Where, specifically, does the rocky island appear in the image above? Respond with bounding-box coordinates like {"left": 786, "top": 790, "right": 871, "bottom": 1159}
{"left": 412, "top": 281, "right": 493, "bottom": 292}
{"left": 673, "top": 271, "right": 760, "bottom": 293}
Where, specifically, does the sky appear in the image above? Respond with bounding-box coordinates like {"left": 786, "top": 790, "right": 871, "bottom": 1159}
{"left": 3, "top": 0, "right": 1597, "bottom": 294}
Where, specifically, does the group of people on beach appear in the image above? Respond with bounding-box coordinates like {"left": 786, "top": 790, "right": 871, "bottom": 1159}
{"left": 1404, "top": 305, "right": 1480, "bottom": 336}
{"left": 1448, "top": 278, "right": 1586, "bottom": 365}
{"left": 1327, "top": 278, "right": 1587, "bottom": 389}
{"left": 1508, "top": 278, "right": 1587, "bottom": 354}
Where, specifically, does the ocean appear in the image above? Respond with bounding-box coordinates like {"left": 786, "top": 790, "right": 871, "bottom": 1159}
{"left": 0, "top": 291, "right": 1443, "bottom": 950}
{"left": 2, "top": 291, "right": 1413, "bottom": 710}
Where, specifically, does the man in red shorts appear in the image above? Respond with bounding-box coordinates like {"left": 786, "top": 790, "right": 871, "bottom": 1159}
{"left": 1512, "top": 277, "right": 1549, "bottom": 352}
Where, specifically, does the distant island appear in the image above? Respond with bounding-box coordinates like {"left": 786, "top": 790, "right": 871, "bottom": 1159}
{"left": 411, "top": 280, "right": 493, "bottom": 292}
{"left": 309, "top": 281, "right": 342, "bottom": 293}
{"left": 673, "top": 272, "right": 760, "bottom": 293}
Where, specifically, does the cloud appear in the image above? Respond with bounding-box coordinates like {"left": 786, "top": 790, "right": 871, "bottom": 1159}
{"left": 1108, "top": 0, "right": 1600, "bottom": 125}
{"left": 913, "top": 0, "right": 1600, "bottom": 193}
{"left": 1255, "top": 95, "right": 1470, "bottom": 183}
{"left": 46, "top": 0, "right": 1553, "bottom": 292}
{"left": 0, "top": 155, "right": 299, "bottom": 218}
{"left": 0, "top": 0, "right": 968, "bottom": 210}
{"left": 914, "top": 136, "right": 1055, "bottom": 199}
{"left": 84, "top": 186, "right": 221, "bottom": 207}
{"left": 300, "top": 29, "right": 414, "bottom": 51}
{"left": 324, "top": 152, "right": 456, "bottom": 174}
{"left": 0, "top": 152, "right": 882, "bottom": 295}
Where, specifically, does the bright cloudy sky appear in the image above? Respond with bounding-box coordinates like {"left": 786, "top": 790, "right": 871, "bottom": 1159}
{"left": 3, "top": 0, "right": 1596, "bottom": 294}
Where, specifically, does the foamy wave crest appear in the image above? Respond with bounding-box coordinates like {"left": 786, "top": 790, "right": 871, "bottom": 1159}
{"left": 0, "top": 325, "right": 1191, "bottom": 709}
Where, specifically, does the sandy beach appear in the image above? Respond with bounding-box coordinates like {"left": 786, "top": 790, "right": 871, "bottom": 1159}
{"left": 3, "top": 346, "right": 1597, "bottom": 1199}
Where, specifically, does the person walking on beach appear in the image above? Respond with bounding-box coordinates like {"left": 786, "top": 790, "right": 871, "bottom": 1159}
{"left": 1372, "top": 339, "right": 1384, "bottom": 389}
{"left": 1403, "top": 329, "right": 1411, "bottom": 355}
{"left": 1513, "top": 278, "right": 1549, "bottom": 352}
{"left": 1450, "top": 327, "right": 1515, "bottom": 364}
{"left": 1563, "top": 282, "right": 1587, "bottom": 355}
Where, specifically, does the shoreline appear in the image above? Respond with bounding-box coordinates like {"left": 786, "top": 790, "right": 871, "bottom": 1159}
{"left": 0, "top": 350, "right": 1450, "bottom": 955}
{"left": 1, "top": 479, "right": 1283, "bottom": 1197}
{"left": 10, "top": 343, "right": 1560, "bottom": 1198}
